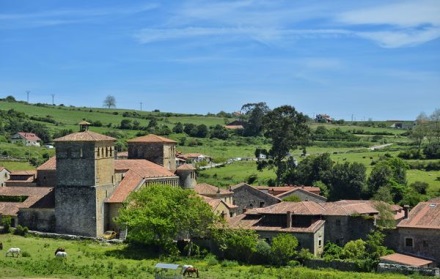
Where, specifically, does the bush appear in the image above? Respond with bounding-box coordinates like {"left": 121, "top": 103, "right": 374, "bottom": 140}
{"left": 13, "top": 225, "right": 29, "bottom": 236}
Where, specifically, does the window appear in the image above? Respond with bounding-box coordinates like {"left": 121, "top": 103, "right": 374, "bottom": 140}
{"left": 260, "top": 201, "right": 265, "bottom": 208}
{"left": 423, "top": 240, "right": 428, "bottom": 248}
{"left": 405, "top": 237, "right": 414, "bottom": 247}
{"left": 335, "top": 219, "right": 341, "bottom": 226}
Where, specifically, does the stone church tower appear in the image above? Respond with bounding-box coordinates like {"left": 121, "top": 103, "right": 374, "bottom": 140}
{"left": 127, "top": 134, "right": 177, "bottom": 172}
{"left": 54, "top": 122, "right": 116, "bottom": 237}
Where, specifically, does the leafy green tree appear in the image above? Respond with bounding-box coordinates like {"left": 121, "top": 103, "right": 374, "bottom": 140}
{"left": 367, "top": 157, "right": 408, "bottom": 198}
{"left": 116, "top": 184, "right": 216, "bottom": 255}
{"left": 240, "top": 102, "right": 270, "bottom": 136}
{"left": 172, "top": 122, "right": 184, "bottom": 133}
{"left": 341, "top": 239, "right": 366, "bottom": 260}
{"left": 195, "top": 124, "right": 208, "bottom": 138}
{"left": 322, "top": 242, "right": 343, "bottom": 260}
{"left": 270, "top": 233, "right": 298, "bottom": 266}
{"left": 120, "top": 119, "right": 132, "bottom": 129}
{"left": 210, "top": 124, "right": 229, "bottom": 140}
{"left": 329, "top": 162, "right": 366, "bottom": 201}
{"left": 261, "top": 105, "right": 311, "bottom": 185}
{"left": 211, "top": 227, "right": 258, "bottom": 263}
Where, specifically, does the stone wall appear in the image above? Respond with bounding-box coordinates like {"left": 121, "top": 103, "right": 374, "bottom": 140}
{"left": 18, "top": 208, "right": 55, "bottom": 232}
{"left": 392, "top": 228, "right": 440, "bottom": 265}
{"left": 37, "top": 169, "right": 56, "bottom": 187}
{"left": 377, "top": 263, "right": 439, "bottom": 277}
{"left": 232, "top": 185, "right": 280, "bottom": 214}
{"left": 324, "top": 215, "right": 375, "bottom": 245}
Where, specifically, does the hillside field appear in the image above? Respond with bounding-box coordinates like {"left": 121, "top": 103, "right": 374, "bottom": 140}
{"left": 0, "top": 234, "right": 418, "bottom": 279}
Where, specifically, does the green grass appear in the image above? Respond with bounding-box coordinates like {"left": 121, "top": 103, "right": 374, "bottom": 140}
{"left": 0, "top": 234, "right": 416, "bottom": 279}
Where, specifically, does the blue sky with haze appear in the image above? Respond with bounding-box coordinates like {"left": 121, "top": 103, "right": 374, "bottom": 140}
{"left": 1, "top": 0, "right": 439, "bottom": 120}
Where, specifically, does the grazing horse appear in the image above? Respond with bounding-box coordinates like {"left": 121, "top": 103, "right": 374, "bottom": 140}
{"left": 6, "top": 247, "right": 21, "bottom": 257}
{"left": 54, "top": 247, "right": 65, "bottom": 256}
{"left": 55, "top": 251, "right": 67, "bottom": 258}
{"left": 183, "top": 266, "right": 199, "bottom": 278}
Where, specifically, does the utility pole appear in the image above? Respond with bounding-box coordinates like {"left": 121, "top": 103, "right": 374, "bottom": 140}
{"left": 26, "top": 90, "right": 30, "bottom": 103}
{"left": 140, "top": 102, "right": 143, "bottom": 111}
{"left": 51, "top": 94, "right": 55, "bottom": 105}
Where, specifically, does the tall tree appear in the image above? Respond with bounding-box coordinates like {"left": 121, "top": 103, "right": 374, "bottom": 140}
{"left": 261, "top": 105, "right": 311, "bottom": 185}
{"left": 240, "top": 102, "right": 270, "bottom": 136}
{"left": 103, "top": 95, "right": 116, "bottom": 108}
{"left": 329, "top": 162, "right": 366, "bottom": 201}
{"left": 116, "top": 184, "right": 216, "bottom": 254}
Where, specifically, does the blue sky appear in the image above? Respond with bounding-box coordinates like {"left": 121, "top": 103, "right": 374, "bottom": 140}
{"left": 1, "top": 0, "right": 439, "bottom": 120}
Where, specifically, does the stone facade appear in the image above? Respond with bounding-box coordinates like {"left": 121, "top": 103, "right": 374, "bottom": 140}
{"left": 231, "top": 183, "right": 281, "bottom": 213}
{"left": 18, "top": 208, "right": 55, "bottom": 232}
{"left": 54, "top": 134, "right": 116, "bottom": 237}
{"left": 128, "top": 141, "right": 176, "bottom": 172}
{"left": 323, "top": 215, "right": 376, "bottom": 245}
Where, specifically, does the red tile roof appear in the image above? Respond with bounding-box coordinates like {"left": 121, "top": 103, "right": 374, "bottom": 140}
{"left": 229, "top": 213, "right": 325, "bottom": 233}
{"left": 0, "top": 187, "right": 54, "bottom": 216}
{"left": 107, "top": 159, "right": 178, "bottom": 203}
{"left": 276, "top": 188, "right": 326, "bottom": 201}
{"left": 195, "top": 183, "right": 233, "bottom": 196}
{"left": 397, "top": 201, "right": 440, "bottom": 229}
{"left": 380, "top": 253, "right": 433, "bottom": 267}
{"left": 37, "top": 156, "right": 56, "bottom": 170}
{"left": 54, "top": 130, "right": 115, "bottom": 142}
{"left": 17, "top": 132, "right": 41, "bottom": 141}
{"left": 176, "top": 164, "right": 196, "bottom": 171}
{"left": 127, "top": 134, "right": 176, "bottom": 143}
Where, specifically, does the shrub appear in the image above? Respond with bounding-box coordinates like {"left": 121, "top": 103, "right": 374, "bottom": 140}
{"left": 22, "top": 251, "right": 31, "bottom": 257}
{"left": 13, "top": 225, "right": 29, "bottom": 236}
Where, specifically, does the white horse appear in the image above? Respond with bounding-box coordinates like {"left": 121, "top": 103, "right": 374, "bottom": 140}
{"left": 55, "top": 251, "right": 67, "bottom": 258}
{"left": 6, "top": 247, "right": 21, "bottom": 257}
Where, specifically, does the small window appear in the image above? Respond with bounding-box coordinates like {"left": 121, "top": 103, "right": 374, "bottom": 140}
{"left": 405, "top": 237, "right": 414, "bottom": 247}
{"left": 423, "top": 240, "right": 428, "bottom": 248}
{"left": 336, "top": 219, "right": 341, "bottom": 226}
{"left": 259, "top": 201, "right": 265, "bottom": 208}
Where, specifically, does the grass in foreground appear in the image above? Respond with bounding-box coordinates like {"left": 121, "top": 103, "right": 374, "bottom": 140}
{"left": 0, "top": 234, "right": 420, "bottom": 279}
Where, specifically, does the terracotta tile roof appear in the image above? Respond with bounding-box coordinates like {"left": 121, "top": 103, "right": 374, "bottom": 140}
{"left": 127, "top": 134, "right": 176, "bottom": 143}
{"left": 380, "top": 253, "right": 433, "bottom": 267}
{"left": 115, "top": 159, "right": 177, "bottom": 178}
{"left": 37, "top": 156, "right": 56, "bottom": 170}
{"left": 276, "top": 188, "right": 326, "bottom": 201}
{"left": 195, "top": 183, "right": 233, "bottom": 196}
{"left": 321, "top": 201, "right": 378, "bottom": 216}
{"left": 17, "top": 132, "right": 41, "bottom": 141}
{"left": 0, "top": 187, "right": 54, "bottom": 216}
{"left": 228, "top": 214, "right": 325, "bottom": 233}
{"left": 176, "top": 164, "right": 196, "bottom": 171}
{"left": 10, "top": 170, "right": 37, "bottom": 176}
{"left": 250, "top": 201, "right": 324, "bottom": 215}
{"left": 106, "top": 169, "right": 144, "bottom": 203}
{"left": 397, "top": 201, "right": 440, "bottom": 229}
{"left": 54, "top": 130, "right": 115, "bottom": 142}
{"left": 267, "top": 186, "right": 321, "bottom": 195}
{"left": 107, "top": 159, "right": 178, "bottom": 203}
{"left": 338, "top": 200, "right": 403, "bottom": 220}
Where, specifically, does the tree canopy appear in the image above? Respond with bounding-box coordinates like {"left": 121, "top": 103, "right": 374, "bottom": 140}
{"left": 116, "top": 184, "right": 216, "bottom": 254}
{"left": 260, "top": 105, "right": 311, "bottom": 185}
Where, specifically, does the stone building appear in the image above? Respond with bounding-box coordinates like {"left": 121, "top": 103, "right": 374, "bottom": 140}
{"left": 10, "top": 123, "right": 199, "bottom": 238}
{"left": 0, "top": 166, "right": 11, "bottom": 187}
{"left": 230, "top": 183, "right": 281, "bottom": 214}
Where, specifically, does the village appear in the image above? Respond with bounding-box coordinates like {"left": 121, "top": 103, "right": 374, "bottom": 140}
{"left": 0, "top": 121, "right": 439, "bottom": 277}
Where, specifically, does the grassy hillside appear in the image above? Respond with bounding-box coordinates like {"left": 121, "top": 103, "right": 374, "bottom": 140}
{"left": 1, "top": 100, "right": 439, "bottom": 195}
{"left": 0, "top": 234, "right": 416, "bottom": 279}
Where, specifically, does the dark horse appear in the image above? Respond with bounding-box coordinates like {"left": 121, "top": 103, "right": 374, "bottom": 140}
{"left": 183, "top": 267, "right": 199, "bottom": 278}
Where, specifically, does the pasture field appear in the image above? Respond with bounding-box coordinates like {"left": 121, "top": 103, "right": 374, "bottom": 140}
{"left": 0, "top": 234, "right": 417, "bottom": 279}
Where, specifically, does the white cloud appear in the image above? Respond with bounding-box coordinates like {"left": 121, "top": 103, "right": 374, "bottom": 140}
{"left": 357, "top": 27, "right": 440, "bottom": 48}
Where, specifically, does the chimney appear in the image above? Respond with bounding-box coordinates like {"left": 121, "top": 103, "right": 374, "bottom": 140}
{"left": 403, "top": 205, "right": 410, "bottom": 219}
{"left": 286, "top": 211, "right": 292, "bottom": 228}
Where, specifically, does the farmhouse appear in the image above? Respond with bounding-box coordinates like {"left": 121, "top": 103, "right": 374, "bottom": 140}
{"left": 10, "top": 132, "right": 41, "bottom": 146}
{"left": 386, "top": 199, "right": 440, "bottom": 265}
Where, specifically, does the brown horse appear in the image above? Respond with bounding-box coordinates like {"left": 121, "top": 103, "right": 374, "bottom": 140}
{"left": 183, "top": 266, "right": 199, "bottom": 278}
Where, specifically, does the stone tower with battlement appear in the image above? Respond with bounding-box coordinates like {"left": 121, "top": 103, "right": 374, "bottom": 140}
{"left": 54, "top": 123, "right": 116, "bottom": 237}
